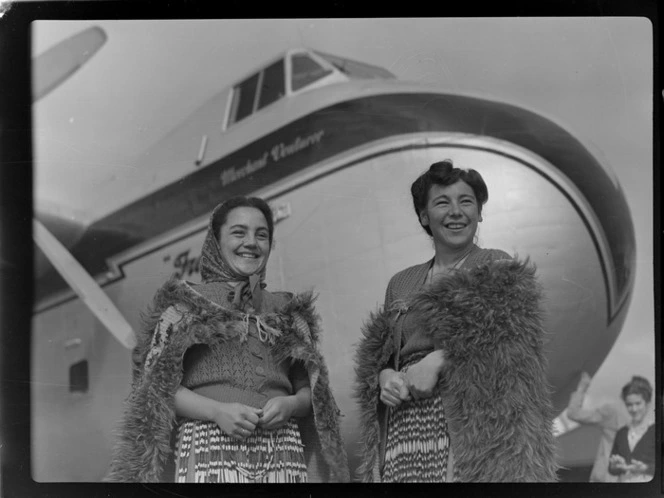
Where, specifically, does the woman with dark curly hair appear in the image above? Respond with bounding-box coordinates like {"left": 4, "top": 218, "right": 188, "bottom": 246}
{"left": 354, "top": 160, "right": 558, "bottom": 482}
{"left": 608, "top": 376, "right": 655, "bottom": 482}
{"left": 106, "top": 196, "right": 349, "bottom": 483}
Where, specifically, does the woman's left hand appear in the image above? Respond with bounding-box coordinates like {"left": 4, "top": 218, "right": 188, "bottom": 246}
{"left": 405, "top": 350, "right": 446, "bottom": 400}
{"left": 258, "top": 396, "right": 296, "bottom": 430}
{"left": 629, "top": 459, "right": 649, "bottom": 474}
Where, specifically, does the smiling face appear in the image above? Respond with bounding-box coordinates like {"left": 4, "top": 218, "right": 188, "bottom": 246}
{"left": 624, "top": 393, "right": 649, "bottom": 425}
{"left": 419, "top": 181, "right": 481, "bottom": 252}
{"left": 218, "top": 206, "right": 271, "bottom": 277}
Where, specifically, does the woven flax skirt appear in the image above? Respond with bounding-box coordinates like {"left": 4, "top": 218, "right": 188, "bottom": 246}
{"left": 382, "top": 357, "right": 456, "bottom": 482}
{"left": 175, "top": 418, "right": 307, "bottom": 483}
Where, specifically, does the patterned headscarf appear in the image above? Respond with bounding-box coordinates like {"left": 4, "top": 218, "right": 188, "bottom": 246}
{"left": 199, "top": 202, "right": 269, "bottom": 310}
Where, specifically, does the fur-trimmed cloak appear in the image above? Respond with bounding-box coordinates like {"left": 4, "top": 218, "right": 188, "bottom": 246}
{"left": 354, "top": 258, "right": 559, "bottom": 482}
{"left": 105, "top": 277, "right": 350, "bottom": 483}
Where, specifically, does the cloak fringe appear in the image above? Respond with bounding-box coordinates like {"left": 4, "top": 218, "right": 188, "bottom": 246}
{"left": 106, "top": 277, "right": 349, "bottom": 482}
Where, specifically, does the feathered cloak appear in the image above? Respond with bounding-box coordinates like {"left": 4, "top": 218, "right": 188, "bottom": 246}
{"left": 105, "top": 277, "right": 350, "bottom": 483}
{"left": 354, "top": 258, "right": 559, "bottom": 482}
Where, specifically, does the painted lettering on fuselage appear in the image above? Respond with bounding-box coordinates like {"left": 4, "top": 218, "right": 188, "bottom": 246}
{"left": 220, "top": 130, "right": 325, "bottom": 187}
{"left": 168, "top": 249, "right": 200, "bottom": 279}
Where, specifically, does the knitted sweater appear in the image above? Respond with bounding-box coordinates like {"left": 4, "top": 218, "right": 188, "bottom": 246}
{"left": 106, "top": 277, "right": 350, "bottom": 483}
{"left": 181, "top": 282, "right": 308, "bottom": 408}
{"left": 354, "top": 256, "right": 559, "bottom": 482}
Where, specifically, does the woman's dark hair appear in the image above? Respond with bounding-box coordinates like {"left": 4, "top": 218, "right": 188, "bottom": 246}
{"left": 211, "top": 196, "right": 274, "bottom": 244}
{"left": 410, "top": 160, "right": 489, "bottom": 236}
{"left": 621, "top": 376, "right": 652, "bottom": 403}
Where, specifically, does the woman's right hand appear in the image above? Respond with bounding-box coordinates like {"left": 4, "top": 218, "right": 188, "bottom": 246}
{"left": 379, "top": 369, "right": 411, "bottom": 407}
{"left": 212, "top": 402, "right": 263, "bottom": 440}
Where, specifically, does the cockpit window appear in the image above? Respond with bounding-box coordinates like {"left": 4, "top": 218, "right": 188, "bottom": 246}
{"left": 227, "top": 58, "right": 287, "bottom": 127}
{"left": 291, "top": 54, "right": 332, "bottom": 92}
{"left": 228, "top": 72, "right": 259, "bottom": 126}
{"left": 315, "top": 51, "right": 395, "bottom": 79}
{"left": 258, "top": 59, "right": 285, "bottom": 110}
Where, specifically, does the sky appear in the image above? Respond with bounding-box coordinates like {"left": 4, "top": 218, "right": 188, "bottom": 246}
{"left": 32, "top": 18, "right": 654, "bottom": 408}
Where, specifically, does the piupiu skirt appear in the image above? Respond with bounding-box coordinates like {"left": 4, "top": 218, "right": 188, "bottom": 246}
{"left": 382, "top": 356, "right": 457, "bottom": 483}
{"left": 174, "top": 418, "right": 307, "bottom": 483}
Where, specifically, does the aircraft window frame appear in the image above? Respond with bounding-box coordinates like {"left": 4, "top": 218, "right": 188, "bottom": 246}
{"left": 290, "top": 53, "right": 333, "bottom": 92}
{"left": 257, "top": 58, "right": 286, "bottom": 110}
{"left": 226, "top": 87, "right": 241, "bottom": 127}
{"left": 314, "top": 51, "right": 395, "bottom": 79}
{"left": 252, "top": 70, "right": 264, "bottom": 112}
{"left": 226, "top": 58, "right": 287, "bottom": 128}
{"left": 228, "top": 71, "right": 260, "bottom": 126}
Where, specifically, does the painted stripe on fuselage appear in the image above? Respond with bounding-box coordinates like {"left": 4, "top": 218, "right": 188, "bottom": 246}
{"left": 36, "top": 93, "right": 635, "bottom": 317}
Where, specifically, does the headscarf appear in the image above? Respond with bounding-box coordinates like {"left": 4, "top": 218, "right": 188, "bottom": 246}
{"left": 198, "top": 202, "right": 270, "bottom": 311}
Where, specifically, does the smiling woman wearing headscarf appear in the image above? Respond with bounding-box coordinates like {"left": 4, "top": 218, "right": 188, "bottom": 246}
{"left": 105, "top": 196, "right": 349, "bottom": 483}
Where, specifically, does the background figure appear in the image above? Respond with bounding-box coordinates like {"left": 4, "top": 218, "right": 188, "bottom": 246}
{"left": 566, "top": 372, "right": 629, "bottom": 482}
{"left": 608, "top": 376, "right": 655, "bottom": 482}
